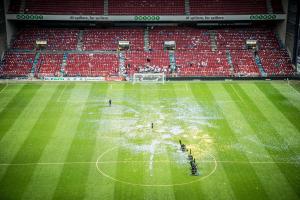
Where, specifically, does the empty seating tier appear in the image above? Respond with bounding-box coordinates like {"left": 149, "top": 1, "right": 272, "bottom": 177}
{"left": 216, "top": 29, "right": 280, "bottom": 50}
{"left": 0, "top": 52, "right": 35, "bottom": 77}
{"left": 124, "top": 51, "right": 170, "bottom": 76}
{"left": 64, "top": 54, "right": 119, "bottom": 77}
{"left": 12, "top": 28, "right": 79, "bottom": 51}
{"left": 36, "top": 54, "right": 63, "bottom": 77}
{"left": 83, "top": 28, "right": 144, "bottom": 51}
{"left": 175, "top": 51, "right": 231, "bottom": 77}
{"left": 1, "top": 27, "right": 295, "bottom": 78}
{"left": 259, "top": 50, "right": 295, "bottom": 76}
{"left": 190, "top": 0, "right": 268, "bottom": 15}
{"left": 230, "top": 50, "right": 260, "bottom": 77}
{"left": 8, "top": 0, "right": 104, "bottom": 15}
{"left": 8, "top": 0, "right": 283, "bottom": 15}
{"left": 108, "top": 0, "right": 185, "bottom": 15}
{"left": 149, "top": 27, "right": 211, "bottom": 51}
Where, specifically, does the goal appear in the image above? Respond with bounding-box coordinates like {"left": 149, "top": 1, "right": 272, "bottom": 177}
{"left": 132, "top": 73, "right": 166, "bottom": 84}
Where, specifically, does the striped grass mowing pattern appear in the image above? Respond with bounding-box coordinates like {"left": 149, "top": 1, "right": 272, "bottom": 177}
{"left": 0, "top": 81, "right": 299, "bottom": 200}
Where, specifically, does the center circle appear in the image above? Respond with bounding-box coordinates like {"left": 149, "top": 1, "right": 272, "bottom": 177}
{"left": 96, "top": 147, "right": 217, "bottom": 187}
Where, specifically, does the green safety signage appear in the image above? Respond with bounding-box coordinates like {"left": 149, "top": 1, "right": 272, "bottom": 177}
{"left": 250, "top": 15, "right": 276, "bottom": 20}
{"left": 16, "top": 14, "right": 44, "bottom": 20}
{"left": 134, "top": 16, "right": 160, "bottom": 21}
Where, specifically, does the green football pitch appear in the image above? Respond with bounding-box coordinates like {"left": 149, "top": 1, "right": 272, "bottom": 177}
{"left": 0, "top": 81, "right": 299, "bottom": 200}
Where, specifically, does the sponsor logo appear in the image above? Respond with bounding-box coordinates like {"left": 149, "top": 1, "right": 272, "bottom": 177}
{"left": 134, "top": 16, "right": 160, "bottom": 21}
{"left": 16, "top": 14, "right": 43, "bottom": 20}
{"left": 250, "top": 15, "right": 276, "bottom": 20}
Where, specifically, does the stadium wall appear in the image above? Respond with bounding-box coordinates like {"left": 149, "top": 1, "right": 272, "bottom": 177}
{"left": 0, "top": 0, "right": 6, "bottom": 58}
{"left": 275, "top": 0, "right": 288, "bottom": 47}
{"left": 286, "top": 0, "right": 299, "bottom": 65}
{"left": 4, "top": 0, "right": 16, "bottom": 48}
{"left": 294, "top": 2, "right": 300, "bottom": 72}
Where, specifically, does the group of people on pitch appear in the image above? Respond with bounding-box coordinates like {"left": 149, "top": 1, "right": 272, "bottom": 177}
{"left": 179, "top": 140, "right": 200, "bottom": 176}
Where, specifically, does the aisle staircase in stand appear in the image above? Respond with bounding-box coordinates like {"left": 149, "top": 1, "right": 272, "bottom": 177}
{"left": 144, "top": 28, "right": 150, "bottom": 51}
{"left": 104, "top": 0, "right": 108, "bottom": 15}
{"left": 31, "top": 52, "right": 41, "bottom": 76}
{"left": 254, "top": 53, "right": 267, "bottom": 77}
{"left": 226, "top": 50, "right": 234, "bottom": 76}
{"left": 185, "top": 0, "right": 190, "bottom": 15}
{"left": 210, "top": 31, "right": 218, "bottom": 51}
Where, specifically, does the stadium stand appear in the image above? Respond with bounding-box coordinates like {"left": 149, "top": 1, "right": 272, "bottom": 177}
{"left": 149, "top": 27, "right": 211, "bottom": 51}
{"left": 258, "top": 50, "right": 295, "bottom": 76}
{"left": 189, "top": 0, "right": 268, "bottom": 15}
{"left": 0, "top": 52, "right": 35, "bottom": 77}
{"left": 230, "top": 50, "right": 261, "bottom": 77}
{"left": 64, "top": 53, "right": 119, "bottom": 77}
{"left": 0, "top": 27, "right": 295, "bottom": 78}
{"left": 175, "top": 51, "right": 231, "bottom": 77}
{"left": 108, "top": 0, "right": 185, "bottom": 15}
{"left": 82, "top": 28, "right": 144, "bottom": 51}
{"left": 8, "top": 0, "right": 283, "bottom": 15}
{"left": 271, "top": 0, "right": 284, "bottom": 13}
{"left": 216, "top": 29, "right": 280, "bottom": 50}
{"left": 11, "top": 28, "right": 79, "bottom": 50}
{"left": 124, "top": 51, "right": 170, "bottom": 76}
{"left": 35, "top": 54, "right": 63, "bottom": 77}
{"left": 8, "top": 0, "right": 104, "bottom": 15}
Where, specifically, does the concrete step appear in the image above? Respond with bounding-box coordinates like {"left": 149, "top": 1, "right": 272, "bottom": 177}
{"left": 144, "top": 28, "right": 150, "bottom": 51}
{"left": 184, "top": 0, "right": 190, "bottom": 15}
{"left": 104, "top": 0, "right": 109, "bottom": 15}
{"left": 254, "top": 54, "right": 267, "bottom": 77}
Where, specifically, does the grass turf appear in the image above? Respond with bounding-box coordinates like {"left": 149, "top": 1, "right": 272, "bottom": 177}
{"left": 0, "top": 81, "right": 299, "bottom": 200}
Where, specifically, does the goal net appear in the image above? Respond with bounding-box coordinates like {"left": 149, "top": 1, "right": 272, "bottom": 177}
{"left": 132, "top": 73, "right": 166, "bottom": 84}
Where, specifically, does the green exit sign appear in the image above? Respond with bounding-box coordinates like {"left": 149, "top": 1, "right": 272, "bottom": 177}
{"left": 134, "top": 16, "right": 160, "bottom": 21}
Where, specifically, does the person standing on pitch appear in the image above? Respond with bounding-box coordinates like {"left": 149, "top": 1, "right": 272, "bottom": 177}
{"left": 109, "top": 99, "right": 112, "bottom": 107}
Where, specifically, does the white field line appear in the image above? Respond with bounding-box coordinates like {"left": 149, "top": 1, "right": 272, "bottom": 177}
{"left": 55, "top": 99, "right": 242, "bottom": 104}
{"left": 0, "top": 84, "right": 8, "bottom": 94}
{"left": 231, "top": 84, "right": 245, "bottom": 104}
{"left": 185, "top": 83, "right": 189, "bottom": 92}
{"left": 104, "top": 88, "right": 190, "bottom": 92}
{"left": 57, "top": 84, "right": 67, "bottom": 102}
{"left": 0, "top": 160, "right": 298, "bottom": 166}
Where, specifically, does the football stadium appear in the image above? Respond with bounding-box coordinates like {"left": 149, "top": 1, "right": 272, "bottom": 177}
{"left": 0, "top": 0, "right": 300, "bottom": 199}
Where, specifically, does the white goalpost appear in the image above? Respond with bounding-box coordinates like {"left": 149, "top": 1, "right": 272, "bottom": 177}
{"left": 132, "top": 73, "right": 166, "bottom": 84}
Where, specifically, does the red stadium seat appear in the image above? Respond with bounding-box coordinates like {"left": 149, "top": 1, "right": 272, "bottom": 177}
{"left": 8, "top": 0, "right": 104, "bottom": 15}
{"left": 12, "top": 28, "right": 79, "bottom": 51}
{"left": 64, "top": 54, "right": 119, "bottom": 77}
{"left": 36, "top": 54, "right": 63, "bottom": 77}
{"left": 0, "top": 52, "right": 35, "bottom": 77}
{"left": 124, "top": 51, "right": 170, "bottom": 76}
{"left": 190, "top": 0, "right": 268, "bottom": 15}
{"left": 149, "top": 27, "right": 211, "bottom": 51}
{"left": 108, "top": 0, "right": 185, "bottom": 15}
{"left": 83, "top": 28, "right": 144, "bottom": 51}
{"left": 175, "top": 51, "right": 231, "bottom": 77}
{"left": 1, "top": 27, "right": 295, "bottom": 78}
